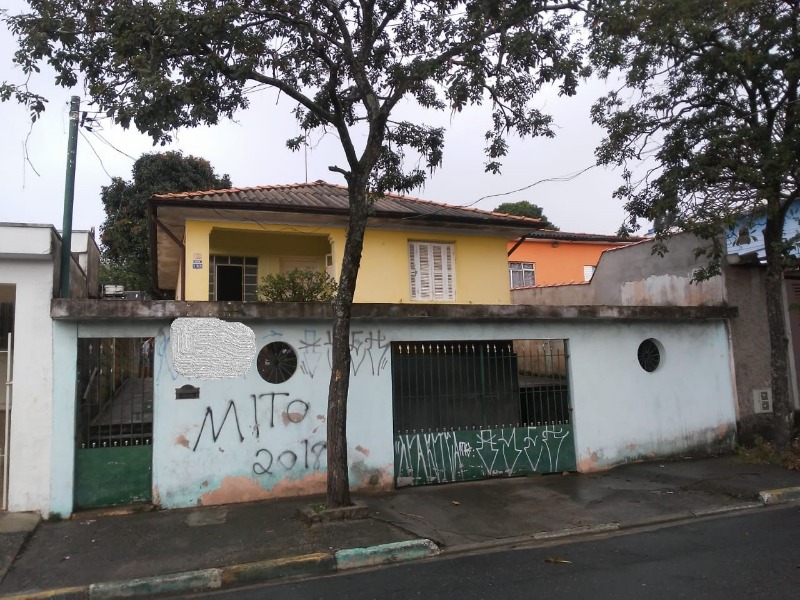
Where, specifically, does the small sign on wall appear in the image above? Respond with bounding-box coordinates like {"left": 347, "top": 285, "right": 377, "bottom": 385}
{"left": 192, "top": 253, "right": 203, "bottom": 270}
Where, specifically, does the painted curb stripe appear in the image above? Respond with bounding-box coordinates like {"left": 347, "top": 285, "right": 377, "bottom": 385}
{"left": 220, "top": 553, "right": 335, "bottom": 586}
{"left": 758, "top": 486, "right": 800, "bottom": 505}
{"left": 2, "top": 586, "right": 88, "bottom": 600}
{"left": 335, "top": 539, "right": 440, "bottom": 570}
{"left": 89, "top": 568, "right": 221, "bottom": 599}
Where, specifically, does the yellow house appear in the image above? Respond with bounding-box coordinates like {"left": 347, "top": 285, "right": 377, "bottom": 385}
{"left": 149, "top": 181, "right": 544, "bottom": 304}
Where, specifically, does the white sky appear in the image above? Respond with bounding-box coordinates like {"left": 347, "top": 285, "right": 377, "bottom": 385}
{"left": 0, "top": 2, "right": 632, "bottom": 238}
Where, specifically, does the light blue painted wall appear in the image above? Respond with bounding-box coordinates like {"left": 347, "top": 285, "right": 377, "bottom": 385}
{"left": 48, "top": 317, "right": 738, "bottom": 514}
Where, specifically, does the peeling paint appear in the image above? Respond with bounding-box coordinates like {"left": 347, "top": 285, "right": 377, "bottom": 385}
{"left": 175, "top": 434, "right": 190, "bottom": 449}
{"left": 355, "top": 445, "right": 370, "bottom": 457}
{"left": 199, "top": 476, "right": 271, "bottom": 506}
{"left": 577, "top": 451, "right": 602, "bottom": 473}
{"left": 281, "top": 411, "right": 305, "bottom": 426}
{"left": 316, "top": 414, "right": 325, "bottom": 421}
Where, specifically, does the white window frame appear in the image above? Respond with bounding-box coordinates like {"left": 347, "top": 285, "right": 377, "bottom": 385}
{"left": 509, "top": 262, "right": 535, "bottom": 288}
{"left": 583, "top": 265, "right": 596, "bottom": 282}
{"left": 408, "top": 241, "right": 455, "bottom": 301}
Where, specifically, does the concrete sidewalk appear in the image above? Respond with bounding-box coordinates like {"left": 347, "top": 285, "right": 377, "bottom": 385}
{"left": 1, "top": 455, "right": 799, "bottom": 599}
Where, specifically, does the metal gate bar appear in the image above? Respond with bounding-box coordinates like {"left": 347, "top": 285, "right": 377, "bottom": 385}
{"left": 392, "top": 339, "right": 570, "bottom": 434}
{"left": 77, "top": 338, "right": 153, "bottom": 449}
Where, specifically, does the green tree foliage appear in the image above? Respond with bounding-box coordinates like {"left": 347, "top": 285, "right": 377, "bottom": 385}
{"left": 99, "top": 151, "right": 231, "bottom": 295}
{"left": 3, "top": 0, "right": 587, "bottom": 506}
{"left": 258, "top": 269, "right": 338, "bottom": 303}
{"left": 589, "top": 0, "right": 800, "bottom": 447}
{"left": 494, "top": 200, "right": 558, "bottom": 229}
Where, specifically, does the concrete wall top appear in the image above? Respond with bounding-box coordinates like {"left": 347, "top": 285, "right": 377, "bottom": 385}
{"left": 51, "top": 299, "right": 737, "bottom": 322}
{"left": 0, "top": 223, "right": 56, "bottom": 258}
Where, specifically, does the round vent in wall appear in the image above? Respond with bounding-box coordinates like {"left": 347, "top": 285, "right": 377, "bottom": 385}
{"left": 637, "top": 338, "right": 662, "bottom": 373}
{"left": 257, "top": 342, "right": 298, "bottom": 384}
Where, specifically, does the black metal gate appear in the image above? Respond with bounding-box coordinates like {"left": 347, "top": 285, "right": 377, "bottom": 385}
{"left": 391, "top": 339, "right": 576, "bottom": 485}
{"left": 75, "top": 338, "right": 153, "bottom": 508}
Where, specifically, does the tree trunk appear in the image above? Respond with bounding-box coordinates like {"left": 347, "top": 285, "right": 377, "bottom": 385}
{"left": 325, "top": 179, "right": 372, "bottom": 508}
{"left": 763, "top": 211, "right": 794, "bottom": 449}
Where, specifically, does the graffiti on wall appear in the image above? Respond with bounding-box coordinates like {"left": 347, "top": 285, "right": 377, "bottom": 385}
{"left": 393, "top": 425, "right": 575, "bottom": 486}
{"left": 191, "top": 393, "right": 326, "bottom": 476}
{"left": 297, "top": 328, "right": 390, "bottom": 378}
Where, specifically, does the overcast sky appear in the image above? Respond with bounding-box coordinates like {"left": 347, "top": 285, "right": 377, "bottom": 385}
{"left": 0, "top": 2, "right": 633, "bottom": 238}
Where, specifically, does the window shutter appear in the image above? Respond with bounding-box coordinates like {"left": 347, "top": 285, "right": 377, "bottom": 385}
{"left": 409, "top": 241, "right": 454, "bottom": 301}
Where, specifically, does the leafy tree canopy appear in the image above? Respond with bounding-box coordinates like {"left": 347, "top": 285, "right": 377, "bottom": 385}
{"left": 589, "top": 0, "right": 800, "bottom": 446}
{"left": 494, "top": 200, "right": 558, "bottom": 229}
{"left": 3, "top": 0, "right": 587, "bottom": 506}
{"left": 100, "top": 151, "right": 231, "bottom": 294}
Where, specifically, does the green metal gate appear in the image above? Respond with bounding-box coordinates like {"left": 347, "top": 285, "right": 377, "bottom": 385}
{"left": 75, "top": 338, "right": 153, "bottom": 509}
{"left": 391, "top": 339, "right": 576, "bottom": 486}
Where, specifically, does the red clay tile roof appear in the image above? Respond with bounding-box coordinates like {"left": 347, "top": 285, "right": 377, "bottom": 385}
{"left": 151, "top": 180, "right": 546, "bottom": 229}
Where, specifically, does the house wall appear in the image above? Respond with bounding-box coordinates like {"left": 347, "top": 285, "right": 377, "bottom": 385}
{"left": 183, "top": 220, "right": 511, "bottom": 304}
{"left": 46, "top": 312, "right": 736, "bottom": 515}
{"left": 511, "top": 232, "right": 788, "bottom": 443}
{"left": 507, "top": 239, "right": 625, "bottom": 286}
{"left": 1, "top": 258, "right": 55, "bottom": 513}
{"left": 511, "top": 234, "right": 725, "bottom": 307}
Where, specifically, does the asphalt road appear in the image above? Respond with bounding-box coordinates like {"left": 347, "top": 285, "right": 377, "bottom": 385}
{"left": 188, "top": 505, "right": 800, "bottom": 599}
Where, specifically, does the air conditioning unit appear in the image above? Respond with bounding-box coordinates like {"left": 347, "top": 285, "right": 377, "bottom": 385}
{"left": 752, "top": 388, "right": 773, "bottom": 414}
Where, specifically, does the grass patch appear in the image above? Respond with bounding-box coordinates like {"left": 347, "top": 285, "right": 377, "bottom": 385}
{"left": 735, "top": 435, "right": 800, "bottom": 470}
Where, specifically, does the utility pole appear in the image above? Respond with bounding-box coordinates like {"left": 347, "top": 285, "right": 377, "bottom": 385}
{"left": 59, "top": 95, "right": 80, "bottom": 299}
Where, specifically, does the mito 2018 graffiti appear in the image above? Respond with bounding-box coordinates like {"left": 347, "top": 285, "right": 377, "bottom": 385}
{"left": 191, "top": 393, "right": 326, "bottom": 477}
{"left": 393, "top": 426, "right": 576, "bottom": 486}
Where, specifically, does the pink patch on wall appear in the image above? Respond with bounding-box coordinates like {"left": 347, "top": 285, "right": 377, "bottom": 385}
{"left": 175, "top": 434, "right": 190, "bottom": 449}
{"left": 577, "top": 451, "right": 602, "bottom": 473}
{"left": 199, "top": 476, "right": 271, "bottom": 506}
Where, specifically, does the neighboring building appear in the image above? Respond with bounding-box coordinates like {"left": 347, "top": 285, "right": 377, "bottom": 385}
{"left": 512, "top": 231, "right": 798, "bottom": 441}
{"left": 149, "top": 181, "right": 544, "bottom": 304}
{"left": 506, "top": 231, "right": 639, "bottom": 288}
{"left": 0, "top": 223, "right": 99, "bottom": 512}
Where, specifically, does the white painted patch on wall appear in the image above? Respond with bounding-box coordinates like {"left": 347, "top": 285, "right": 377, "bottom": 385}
{"left": 171, "top": 318, "right": 256, "bottom": 379}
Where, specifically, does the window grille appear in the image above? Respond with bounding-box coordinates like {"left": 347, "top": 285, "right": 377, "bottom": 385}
{"left": 509, "top": 262, "right": 535, "bottom": 288}
{"left": 409, "top": 242, "right": 455, "bottom": 301}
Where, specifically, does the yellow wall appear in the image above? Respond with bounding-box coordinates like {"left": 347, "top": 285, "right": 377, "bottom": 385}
{"left": 507, "top": 239, "right": 624, "bottom": 286}
{"left": 182, "top": 220, "right": 510, "bottom": 304}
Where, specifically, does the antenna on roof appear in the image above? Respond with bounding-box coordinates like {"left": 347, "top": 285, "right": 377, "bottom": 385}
{"left": 304, "top": 131, "right": 308, "bottom": 184}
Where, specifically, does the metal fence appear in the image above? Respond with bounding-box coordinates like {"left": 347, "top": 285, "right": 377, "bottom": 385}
{"left": 76, "top": 338, "right": 153, "bottom": 449}
{"left": 391, "top": 339, "right": 570, "bottom": 434}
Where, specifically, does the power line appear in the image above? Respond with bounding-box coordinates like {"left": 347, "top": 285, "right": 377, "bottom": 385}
{"left": 78, "top": 129, "right": 113, "bottom": 179}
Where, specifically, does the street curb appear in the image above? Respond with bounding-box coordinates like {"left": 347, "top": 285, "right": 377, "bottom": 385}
{"left": 2, "top": 586, "right": 88, "bottom": 600}
{"left": 691, "top": 502, "right": 763, "bottom": 517}
{"left": 3, "top": 542, "right": 440, "bottom": 600}
{"left": 758, "top": 486, "right": 800, "bottom": 505}
{"left": 89, "top": 568, "right": 221, "bottom": 599}
{"left": 618, "top": 511, "right": 696, "bottom": 530}
{"left": 335, "top": 539, "right": 440, "bottom": 570}
{"left": 220, "top": 553, "right": 335, "bottom": 587}
{"left": 531, "top": 523, "right": 620, "bottom": 540}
